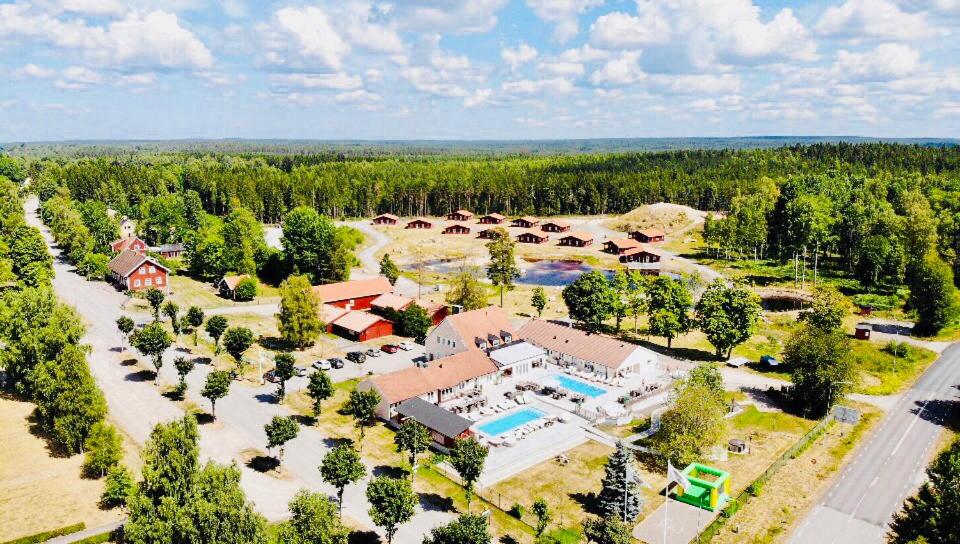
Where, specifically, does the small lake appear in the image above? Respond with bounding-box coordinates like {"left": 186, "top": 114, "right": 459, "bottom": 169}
{"left": 517, "top": 259, "right": 613, "bottom": 287}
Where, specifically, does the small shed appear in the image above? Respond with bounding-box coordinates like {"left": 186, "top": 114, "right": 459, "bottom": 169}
{"left": 511, "top": 216, "right": 539, "bottom": 228}
{"left": 331, "top": 311, "right": 394, "bottom": 342}
{"left": 406, "top": 218, "right": 433, "bottom": 229}
{"left": 447, "top": 210, "right": 474, "bottom": 222}
{"left": 479, "top": 213, "right": 506, "bottom": 224}
{"left": 728, "top": 439, "right": 748, "bottom": 454}
{"left": 854, "top": 323, "right": 872, "bottom": 340}
{"left": 218, "top": 274, "right": 251, "bottom": 299}
{"left": 517, "top": 231, "right": 549, "bottom": 244}
{"left": 110, "top": 236, "right": 148, "bottom": 254}
{"left": 443, "top": 223, "right": 471, "bottom": 235}
{"left": 152, "top": 243, "right": 185, "bottom": 258}
{"left": 760, "top": 355, "right": 780, "bottom": 368}
{"left": 373, "top": 213, "right": 399, "bottom": 225}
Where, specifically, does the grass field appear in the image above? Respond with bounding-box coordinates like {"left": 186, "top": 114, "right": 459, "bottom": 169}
{"left": 0, "top": 396, "right": 128, "bottom": 542}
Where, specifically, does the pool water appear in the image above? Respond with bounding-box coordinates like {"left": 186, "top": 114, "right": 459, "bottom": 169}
{"left": 550, "top": 374, "right": 607, "bottom": 398}
{"left": 477, "top": 408, "right": 545, "bottom": 436}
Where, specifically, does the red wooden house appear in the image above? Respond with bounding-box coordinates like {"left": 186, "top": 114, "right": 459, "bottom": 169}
{"left": 312, "top": 277, "right": 393, "bottom": 310}
{"left": 331, "top": 311, "right": 394, "bottom": 341}
{"left": 479, "top": 213, "right": 506, "bottom": 224}
{"left": 443, "top": 223, "right": 471, "bottom": 235}
{"left": 477, "top": 227, "right": 505, "bottom": 239}
{"left": 406, "top": 218, "right": 433, "bottom": 229}
{"left": 602, "top": 238, "right": 641, "bottom": 255}
{"left": 517, "top": 230, "right": 549, "bottom": 244}
{"left": 447, "top": 210, "right": 474, "bottom": 221}
{"left": 511, "top": 216, "right": 540, "bottom": 228}
{"left": 629, "top": 228, "right": 666, "bottom": 243}
{"left": 558, "top": 232, "right": 594, "bottom": 247}
{"left": 541, "top": 220, "right": 571, "bottom": 233}
{"left": 110, "top": 236, "right": 148, "bottom": 254}
{"left": 108, "top": 250, "right": 169, "bottom": 292}
{"left": 373, "top": 213, "right": 400, "bottom": 225}
{"left": 619, "top": 245, "right": 662, "bottom": 266}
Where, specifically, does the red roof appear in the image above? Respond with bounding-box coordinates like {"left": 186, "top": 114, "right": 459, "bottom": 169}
{"left": 312, "top": 277, "right": 393, "bottom": 304}
{"left": 622, "top": 245, "right": 662, "bottom": 257}
{"left": 561, "top": 231, "right": 593, "bottom": 242}
{"left": 633, "top": 227, "right": 665, "bottom": 238}
{"left": 606, "top": 238, "right": 641, "bottom": 250}
{"left": 110, "top": 237, "right": 145, "bottom": 252}
{"left": 449, "top": 209, "right": 474, "bottom": 218}
{"left": 107, "top": 250, "right": 168, "bottom": 277}
{"left": 542, "top": 219, "right": 571, "bottom": 229}
{"left": 371, "top": 293, "right": 415, "bottom": 312}
{"left": 370, "top": 350, "right": 498, "bottom": 404}
{"left": 333, "top": 311, "right": 391, "bottom": 334}
{"left": 374, "top": 213, "right": 399, "bottom": 221}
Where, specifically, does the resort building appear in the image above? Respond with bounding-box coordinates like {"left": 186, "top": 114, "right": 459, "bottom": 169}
{"left": 619, "top": 246, "right": 663, "bottom": 275}
{"left": 370, "top": 292, "right": 415, "bottom": 314}
{"left": 373, "top": 213, "right": 399, "bottom": 225}
{"left": 425, "top": 306, "right": 518, "bottom": 360}
{"left": 108, "top": 250, "right": 169, "bottom": 292}
{"left": 629, "top": 228, "right": 666, "bottom": 243}
{"left": 511, "top": 216, "right": 540, "bottom": 228}
{"left": 479, "top": 213, "right": 506, "bottom": 224}
{"left": 217, "top": 274, "right": 250, "bottom": 299}
{"left": 602, "top": 238, "right": 641, "bottom": 255}
{"left": 330, "top": 311, "right": 394, "bottom": 342}
{"left": 487, "top": 341, "right": 547, "bottom": 378}
{"left": 110, "top": 236, "right": 148, "bottom": 254}
{"left": 516, "top": 230, "right": 549, "bottom": 244}
{"left": 447, "top": 210, "right": 475, "bottom": 222}
{"left": 519, "top": 319, "right": 658, "bottom": 379}
{"left": 312, "top": 277, "right": 393, "bottom": 310}
{"left": 558, "top": 232, "right": 594, "bottom": 247}
{"left": 393, "top": 397, "right": 474, "bottom": 450}
{"left": 443, "top": 223, "right": 472, "bottom": 235}
{"left": 362, "top": 349, "right": 499, "bottom": 418}
{"left": 541, "top": 220, "right": 571, "bottom": 233}
{"left": 406, "top": 218, "right": 433, "bottom": 229}
{"left": 320, "top": 304, "right": 350, "bottom": 333}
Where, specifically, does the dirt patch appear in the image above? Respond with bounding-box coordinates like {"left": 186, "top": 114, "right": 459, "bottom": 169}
{"left": 0, "top": 396, "right": 125, "bottom": 541}
{"left": 605, "top": 203, "right": 711, "bottom": 235}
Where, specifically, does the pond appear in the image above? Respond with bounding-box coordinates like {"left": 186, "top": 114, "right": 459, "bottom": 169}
{"left": 517, "top": 259, "right": 614, "bottom": 287}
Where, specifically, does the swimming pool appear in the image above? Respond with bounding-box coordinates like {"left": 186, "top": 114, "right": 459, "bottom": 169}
{"left": 550, "top": 374, "right": 607, "bottom": 398}
{"left": 477, "top": 408, "right": 545, "bottom": 436}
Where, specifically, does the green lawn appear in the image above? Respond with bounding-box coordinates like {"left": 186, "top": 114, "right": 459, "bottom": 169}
{"left": 850, "top": 341, "right": 938, "bottom": 395}
{"left": 731, "top": 405, "right": 814, "bottom": 436}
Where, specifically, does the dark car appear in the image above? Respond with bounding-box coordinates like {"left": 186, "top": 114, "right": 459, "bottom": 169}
{"left": 365, "top": 348, "right": 381, "bottom": 358}
{"left": 329, "top": 358, "right": 345, "bottom": 369}
{"left": 381, "top": 344, "right": 399, "bottom": 354}
{"left": 263, "top": 371, "right": 279, "bottom": 383}
{"left": 346, "top": 351, "right": 366, "bottom": 364}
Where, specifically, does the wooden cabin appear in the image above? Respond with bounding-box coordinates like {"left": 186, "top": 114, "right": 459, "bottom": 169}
{"left": 630, "top": 228, "right": 666, "bottom": 243}
{"left": 558, "top": 232, "right": 594, "bottom": 247}
{"left": 373, "top": 213, "right": 400, "bottom": 225}
{"left": 517, "top": 231, "right": 549, "bottom": 244}
{"left": 447, "top": 210, "right": 474, "bottom": 222}
{"left": 512, "top": 216, "right": 540, "bottom": 228}
{"left": 406, "top": 218, "right": 433, "bottom": 229}
{"left": 479, "top": 213, "right": 506, "bottom": 224}
{"left": 541, "top": 220, "right": 571, "bottom": 233}
{"left": 443, "top": 223, "right": 471, "bottom": 235}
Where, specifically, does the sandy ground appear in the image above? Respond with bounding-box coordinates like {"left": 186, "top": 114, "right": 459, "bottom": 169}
{"left": 0, "top": 396, "right": 125, "bottom": 542}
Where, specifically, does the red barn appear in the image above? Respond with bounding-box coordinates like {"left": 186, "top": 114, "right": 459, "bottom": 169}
{"left": 331, "top": 311, "right": 394, "bottom": 341}
{"left": 312, "top": 277, "right": 393, "bottom": 310}
{"left": 108, "top": 250, "right": 169, "bottom": 292}
{"left": 479, "top": 213, "right": 506, "bottom": 224}
{"left": 630, "top": 228, "right": 666, "bottom": 243}
{"left": 517, "top": 230, "right": 549, "bottom": 244}
{"left": 443, "top": 223, "right": 471, "bottom": 235}
{"left": 541, "top": 220, "right": 571, "bottom": 233}
{"left": 559, "top": 232, "right": 594, "bottom": 247}
{"left": 406, "top": 218, "right": 433, "bottom": 229}
{"left": 110, "top": 236, "right": 148, "bottom": 254}
{"left": 373, "top": 213, "right": 399, "bottom": 225}
{"left": 447, "top": 210, "right": 474, "bottom": 221}
{"left": 512, "top": 216, "right": 540, "bottom": 228}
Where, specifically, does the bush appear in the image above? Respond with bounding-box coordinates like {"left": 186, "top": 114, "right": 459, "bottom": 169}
{"left": 100, "top": 464, "right": 134, "bottom": 509}
{"left": 748, "top": 480, "right": 764, "bottom": 496}
{"left": 76, "top": 253, "right": 110, "bottom": 280}
{"left": 82, "top": 422, "right": 122, "bottom": 478}
{"left": 234, "top": 276, "right": 258, "bottom": 301}
{"left": 509, "top": 503, "right": 525, "bottom": 519}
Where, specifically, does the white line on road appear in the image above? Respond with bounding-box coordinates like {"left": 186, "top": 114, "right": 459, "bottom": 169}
{"left": 890, "top": 391, "right": 937, "bottom": 456}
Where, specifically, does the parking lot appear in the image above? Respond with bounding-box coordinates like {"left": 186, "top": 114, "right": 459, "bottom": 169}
{"left": 279, "top": 340, "right": 424, "bottom": 390}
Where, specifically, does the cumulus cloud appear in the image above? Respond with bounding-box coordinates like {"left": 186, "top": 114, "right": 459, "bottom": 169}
{"left": 270, "top": 72, "right": 364, "bottom": 91}
{"left": 652, "top": 74, "right": 742, "bottom": 94}
{"left": 589, "top": 8, "right": 672, "bottom": 49}
{"left": 401, "top": 66, "right": 469, "bottom": 97}
{"left": 464, "top": 88, "right": 494, "bottom": 108}
{"left": 538, "top": 60, "right": 585, "bottom": 77}
{"left": 15, "top": 63, "right": 56, "bottom": 79}
{"left": 816, "top": 0, "right": 933, "bottom": 40}
{"left": 55, "top": 66, "right": 102, "bottom": 89}
{"left": 502, "top": 43, "right": 538, "bottom": 71}
{"left": 833, "top": 43, "right": 921, "bottom": 81}
{"left": 502, "top": 77, "right": 575, "bottom": 95}
{"left": 589, "top": 51, "right": 645, "bottom": 86}
{"left": 526, "top": 0, "right": 604, "bottom": 43}
{"left": 267, "top": 6, "right": 350, "bottom": 70}
{"left": 395, "top": 0, "right": 508, "bottom": 34}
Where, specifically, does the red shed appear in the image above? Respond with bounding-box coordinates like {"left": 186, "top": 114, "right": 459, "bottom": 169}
{"left": 443, "top": 223, "right": 471, "bottom": 235}
{"left": 517, "top": 230, "right": 549, "bottom": 244}
{"left": 619, "top": 245, "right": 662, "bottom": 264}
{"left": 331, "top": 311, "right": 394, "bottom": 342}
{"left": 512, "top": 216, "right": 540, "bottom": 228}
{"left": 603, "top": 238, "right": 641, "bottom": 255}
{"left": 312, "top": 277, "right": 393, "bottom": 310}
{"left": 108, "top": 250, "right": 169, "bottom": 292}
{"left": 559, "top": 232, "right": 594, "bottom": 247}
{"left": 110, "top": 236, "right": 148, "bottom": 254}
{"left": 406, "top": 218, "right": 433, "bottom": 229}
{"left": 854, "top": 323, "right": 872, "bottom": 340}
{"left": 373, "top": 213, "right": 399, "bottom": 225}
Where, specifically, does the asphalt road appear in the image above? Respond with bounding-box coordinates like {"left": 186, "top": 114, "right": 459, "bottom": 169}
{"left": 790, "top": 343, "right": 960, "bottom": 543}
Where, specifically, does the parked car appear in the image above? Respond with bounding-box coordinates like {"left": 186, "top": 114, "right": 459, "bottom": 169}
{"left": 365, "top": 348, "right": 382, "bottom": 358}
{"left": 346, "top": 351, "right": 366, "bottom": 364}
{"left": 313, "top": 359, "right": 332, "bottom": 371}
{"left": 397, "top": 341, "right": 415, "bottom": 351}
{"left": 293, "top": 366, "right": 308, "bottom": 377}
{"left": 381, "top": 344, "right": 399, "bottom": 354}
{"left": 263, "top": 370, "right": 280, "bottom": 383}
{"left": 329, "top": 358, "right": 345, "bottom": 369}
{"left": 760, "top": 355, "right": 780, "bottom": 368}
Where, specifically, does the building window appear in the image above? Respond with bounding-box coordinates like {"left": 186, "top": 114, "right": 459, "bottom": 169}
{"left": 139, "top": 267, "right": 146, "bottom": 274}
{"left": 156, "top": 276, "right": 163, "bottom": 285}
{"left": 134, "top": 279, "right": 141, "bottom": 287}
{"left": 148, "top": 266, "right": 156, "bottom": 273}
{"left": 145, "top": 278, "right": 152, "bottom": 286}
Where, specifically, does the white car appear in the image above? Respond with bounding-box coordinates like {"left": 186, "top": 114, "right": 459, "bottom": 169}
{"left": 397, "top": 341, "right": 415, "bottom": 351}
{"left": 312, "top": 359, "right": 332, "bottom": 371}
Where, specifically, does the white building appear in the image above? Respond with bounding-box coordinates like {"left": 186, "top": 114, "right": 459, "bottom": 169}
{"left": 425, "top": 306, "right": 518, "bottom": 360}
{"left": 487, "top": 341, "right": 547, "bottom": 378}
{"left": 519, "top": 319, "right": 659, "bottom": 379}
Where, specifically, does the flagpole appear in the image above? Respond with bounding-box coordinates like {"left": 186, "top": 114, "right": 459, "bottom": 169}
{"left": 664, "top": 462, "right": 669, "bottom": 544}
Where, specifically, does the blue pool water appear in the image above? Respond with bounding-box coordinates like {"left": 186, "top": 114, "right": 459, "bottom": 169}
{"left": 477, "top": 408, "right": 545, "bottom": 436}
{"left": 551, "top": 374, "right": 607, "bottom": 398}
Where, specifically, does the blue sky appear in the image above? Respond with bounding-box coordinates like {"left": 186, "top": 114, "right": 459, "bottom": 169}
{"left": 1, "top": 0, "right": 959, "bottom": 141}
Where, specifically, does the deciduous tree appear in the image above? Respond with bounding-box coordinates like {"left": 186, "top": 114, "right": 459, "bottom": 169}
{"left": 185, "top": 305, "right": 205, "bottom": 345}
{"left": 366, "top": 476, "right": 417, "bottom": 544}
{"left": 449, "top": 437, "right": 488, "bottom": 508}
{"left": 277, "top": 274, "right": 323, "bottom": 348}
{"left": 486, "top": 229, "right": 521, "bottom": 307}
{"left": 400, "top": 304, "right": 432, "bottom": 343}
{"left": 116, "top": 315, "right": 134, "bottom": 349}
{"left": 446, "top": 268, "right": 488, "bottom": 311}
{"left": 205, "top": 314, "right": 228, "bottom": 353}
{"left": 320, "top": 444, "right": 365, "bottom": 517}
{"left": 909, "top": 252, "right": 958, "bottom": 336}
{"left": 531, "top": 286, "right": 547, "bottom": 317}
{"left": 422, "top": 514, "right": 490, "bottom": 544}
{"left": 130, "top": 322, "right": 172, "bottom": 380}
{"left": 83, "top": 422, "right": 123, "bottom": 478}
{"left": 343, "top": 389, "right": 381, "bottom": 446}
{"left": 264, "top": 416, "right": 299, "bottom": 465}
{"left": 582, "top": 515, "right": 632, "bottom": 544}
{"left": 694, "top": 280, "right": 761, "bottom": 359}
{"left": 144, "top": 287, "right": 165, "bottom": 320}
{"left": 395, "top": 419, "right": 431, "bottom": 478}
{"left": 307, "top": 370, "right": 334, "bottom": 417}
{"left": 277, "top": 490, "right": 350, "bottom": 544}
{"left": 223, "top": 326, "right": 255, "bottom": 373}
{"left": 889, "top": 438, "right": 960, "bottom": 544}
{"left": 273, "top": 352, "right": 296, "bottom": 400}
{"left": 785, "top": 324, "right": 855, "bottom": 418}
{"left": 562, "top": 271, "right": 615, "bottom": 332}
{"left": 201, "top": 370, "right": 232, "bottom": 420}
{"left": 380, "top": 253, "right": 400, "bottom": 285}
{"left": 646, "top": 276, "right": 693, "bottom": 348}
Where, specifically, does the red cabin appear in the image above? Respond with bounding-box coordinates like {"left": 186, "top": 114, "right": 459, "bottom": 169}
{"left": 108, "top": 250, "right": 169, "bottom": 292}
{"left": 447, "top": 210, "right": 474, "bottom": 222}
{"left": 312, "top": 277, "right": 393, "bottom": 310}
{"left": 517, "top": 231, "right": 549, "bottom": 244}
{"left": 110, "top": 236, "right": 148, "bottom": 254}
{"left": 479, "top": 213, "right": 506, "bottom": 224}
{"left": 559, "top": 232, "right": 594, "bottom": 247}
{"left": 406, "top": 218, "right": 433, "bottom": 229}
{"left": 443, "top": 223, "right": 471, "bottom": 235}
{"left": 512, "top": 216, "right": 540, "bottom": 228}
{"left": 541, "top": 220, "right": 571, "bottom": 233}
{"left": 373, "top": 213, "right": 400, "bottom": 225}
{"left": 630, "top": 228, "right": 666, "bottom": 243}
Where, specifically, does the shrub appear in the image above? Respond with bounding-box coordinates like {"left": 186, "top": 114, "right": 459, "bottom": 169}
{"left": 234, "top": 276, "right": 258, "bottom": 301}
{"left": 100, "top": 464, "right": 134, "bottom": 509}
{"left": 509, "top": 503, "right": 525, "bottom": 519}
{"left": 76, "top": 253, "right": 110, "bottom": 280}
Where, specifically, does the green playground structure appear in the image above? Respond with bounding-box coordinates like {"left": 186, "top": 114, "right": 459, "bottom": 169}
{"left": 673, "top": 463, "right": 731, "bottom": 512}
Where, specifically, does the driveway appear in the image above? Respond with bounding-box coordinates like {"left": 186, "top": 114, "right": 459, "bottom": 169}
{"left": 28, "top": 197, "right": 452, "bottom": 539}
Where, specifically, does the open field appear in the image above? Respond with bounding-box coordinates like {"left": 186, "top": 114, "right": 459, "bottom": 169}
{"left": 604, "top": 203, "right": 710, "bottom": 236}
{"left": 0, "top": 396, "right": 129, "bottom": 542}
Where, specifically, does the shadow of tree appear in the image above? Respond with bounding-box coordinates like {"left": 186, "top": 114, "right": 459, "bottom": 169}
{"left": 569, "top": 491, "right": 602, "bottom": 517}
{"left": 911, "top": 398, "right": 960, "bottom": 432}
{"left": 195, "top": 413, "right": 216, "bottom": 425}
{"left": 125, "top": 369, "right": 155, "bottom": 382}
{"left": 348, "top": 530, "right": 381, "bottom": 544}
{"left": 254, "top": 393, "right": 278, "bottom": 404}
{"left": 246, "top": 455, "right": 280, "bottom": 473}
{"left": 418, "top": 492, "right": 455, "bottom": 513}
{"left": 633, "top": 338, "right": 717, "bottom": 362}
{"left": 291, "top": 414, "right": 316, "bottom": 426}
{"left": 26, "top": 410, "right": 73, "bottom": 459}
{"left": 120, "top": 358, "right": 138, "bottom": 366}
{"left": 372, "top": 465, "right": 407, "bottom": 478}
{"left": 258, "top": 336, "right": 293, "bottom": 352}
{"left": 323, "top": 437, "right": 354, "bottom": 449}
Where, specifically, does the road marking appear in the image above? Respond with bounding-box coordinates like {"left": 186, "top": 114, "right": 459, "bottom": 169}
{"left": 890, "top": 391, "right": 937, "bottom": 457}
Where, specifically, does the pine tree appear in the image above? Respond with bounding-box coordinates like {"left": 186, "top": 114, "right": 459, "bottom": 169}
{"left": 596, "top": 442, "right": 643, "bottom": 523}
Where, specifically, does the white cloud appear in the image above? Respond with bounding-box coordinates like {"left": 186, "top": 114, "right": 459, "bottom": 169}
{"left": 58, "top": 0, "right": 126, "bottom": 16}
{"left": 816, "top": 0, "right": 933, "bottom": 40}
{"left": 396, "top": 0, "right": 508, "bottom": 34}
{"left": 270, "top": 6, "right": 350, "bottom": 70}
{"left": 271, "top": 73, "right": 364, "bottom": 91}
{"left": 526, "top": 0, "right": 604, "bottom": 42}
{"left": 652, "top": 74, "right": 742, "bottom": 94}
{"left": 335, "top": 89, "right": 382, "bottom": 110}
{"left": 834, "top": 43, "right": 921, "bottom": 81}
{"left": 15, "top": 63, "right": 56, "bottom": 79}
{"left": 589, "top": 8, "right": 672, "bottom": 49}
{"left": 401, "top": 66, "right": 468, "bottom": 97}
{"left": 220, "top": 0, "right": 247, "bottom": 18}
{"left": 464, "top": 88, "right": 494, "bottom": 108}
{"left": 117, "top": 72, "right": 156, "bottom": 86}
{"left": 502, "top": 43, "right": 538, "bottom": 71}
{"left": 431, "top": 50, "right": 471, "bottom": 71}
{"left": 514, "top": 116, "right": 547, "bottom": 127}
{"left": 502, "top": 77, "right": 575, "bottom": 95}
{"left": 55, "top": 66, "right": 102, "bottom": 89}
{"left": 538, "top": 60, "right": 585, "bottom": 77}
{"left": 589, "top": 51, "right": 645, "bottom": 86}
{"left": 337, "top": 1, "right": 404, "bottom": 54}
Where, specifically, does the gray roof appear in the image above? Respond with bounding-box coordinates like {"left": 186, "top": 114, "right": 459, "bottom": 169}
{"left": 488, "top": 341, "right": 546, "bottom": 368}
{"left": 152, "top": 243, "right": 185, "bottom": 252}
{"left": 396, "top": 397, "right": 472, "bottom": 438}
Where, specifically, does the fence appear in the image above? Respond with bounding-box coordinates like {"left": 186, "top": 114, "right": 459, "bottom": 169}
{"left": 690, "top": 414, "right": 835, "bottom": 543}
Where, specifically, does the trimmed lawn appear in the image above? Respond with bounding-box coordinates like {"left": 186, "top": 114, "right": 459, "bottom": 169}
{"left": 850, "top": 341, "right": 938, "bottom": 395}
{"left": 167, "top": 274, "right": 280, "bottom": 310}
